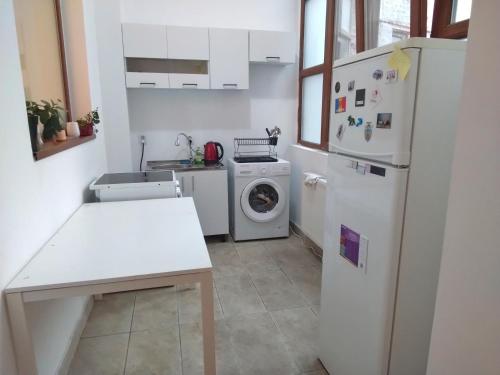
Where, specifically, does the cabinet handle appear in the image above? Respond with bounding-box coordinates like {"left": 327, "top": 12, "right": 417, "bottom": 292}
{"left": 192, "top": 175, "right": 195, "bottom": 192}
{"left": 223, "top": 83, "right": 238, "bottom": 89}
{"left": 265, "top": 56, "right": 281, "bottom": 62}
{"left": 182, "top": 83, "right": 198, "bottom": 88}
{"left": 140, "top": 82, "right": 156, "bottom": 87}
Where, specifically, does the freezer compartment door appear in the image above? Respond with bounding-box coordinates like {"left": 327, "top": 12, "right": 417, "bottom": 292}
{"left": 320, "top": 154, "right": 409, "bottom": 375}
{"left": 329, "top": 48, "right": 420, "bottom": 166}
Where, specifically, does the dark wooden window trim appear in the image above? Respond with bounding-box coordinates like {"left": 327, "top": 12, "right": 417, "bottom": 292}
{"left": 297, "top": 0, "right": 335, "bottom": 151}
{"left": 431, "top": 0, "right": 469, "bottom": 39}
{"left": 410, "top": 0, "right": 428, "bottom": 37}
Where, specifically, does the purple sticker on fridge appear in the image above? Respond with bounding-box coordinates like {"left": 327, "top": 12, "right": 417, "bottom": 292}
{"left": 340, "top": 225, "right": 360, "bottom": 266}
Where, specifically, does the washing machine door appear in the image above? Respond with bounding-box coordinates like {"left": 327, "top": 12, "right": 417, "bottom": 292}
{"left": 240, "top": 178, "right": 285, "bottom": 223}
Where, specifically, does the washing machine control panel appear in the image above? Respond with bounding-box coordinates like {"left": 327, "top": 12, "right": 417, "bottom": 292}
{"left": 233, "top": 161, "right": 291, "bottom": 177}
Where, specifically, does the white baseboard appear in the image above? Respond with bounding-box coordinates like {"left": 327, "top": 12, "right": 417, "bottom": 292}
{"left": 290, "top": 221, "right": 323, "bottom": 258}
{"left": 56, "top": 296, "right": 94, "bottom": 375}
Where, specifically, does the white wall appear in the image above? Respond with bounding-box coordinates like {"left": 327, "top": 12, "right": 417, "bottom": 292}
{"left": 119, "top": 0, "right": 299, "bottom": 170}
{"left": 288, "top": 145, "right": 328, "bottom": 248}
{"left": 0, "top": 0, "right": 108, "bottom": 374}
{"left": 426, "top": 1, "right": 500, "bottom": 374}
{"left": 94, "top": 0, "right": 133, "bottom": 173}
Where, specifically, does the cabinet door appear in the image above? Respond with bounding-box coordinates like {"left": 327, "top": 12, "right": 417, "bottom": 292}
{"left": 126, "top": 72, "right": 170, "bottom": 88}
{"left": 249, "top": 30, "right": 296, "bottom": 64}
{"left": 167, "top": 26, "right": 209, "bottom": 60}
{"left": 122, "top": 23, "right": 167, "bottom": 58}
{"left": 192, "top": 170, "right": 229, "bottom": 236}
{"left": 169, "top": 74, "right": 210, "bottom": 89}
{"left": 176, "top": 172, "right": 194, "bottom": 197}
{"left": 209, "top": 28, "right": 249, "bottom": 90}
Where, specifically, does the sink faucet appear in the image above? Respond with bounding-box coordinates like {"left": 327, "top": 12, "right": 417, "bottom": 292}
{"left": 174, "top": 132, "right": 193, "bottom": 161}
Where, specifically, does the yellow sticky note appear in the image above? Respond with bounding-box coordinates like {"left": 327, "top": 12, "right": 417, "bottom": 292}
{"left": 388, "top": 46, "right": 411, "bottom": 80}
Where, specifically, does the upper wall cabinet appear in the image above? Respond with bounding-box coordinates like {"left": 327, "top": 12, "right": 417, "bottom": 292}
{"left": 122, "top": 23, "right": 167, "bottom": 58}
{"left": 249, "top": 30, "right": 296, "bottom": 64}
{"left": 167, "top": 26, "right": 209, "bottom": 60}
{"left": 209, "top": 28, "right": 249, "bottom": 90}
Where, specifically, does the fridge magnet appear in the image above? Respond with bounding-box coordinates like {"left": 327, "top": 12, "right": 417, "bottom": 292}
{"left": 376, "top": 113, "right": 392, "bottom": 129}
{"left": 372, "top": 69, "right": 383, "bottom": 80}
{"left": 335, "top": 81, "right": 341, "bottom": 93}
{"left": 336, "top": 124, "right": 345, "bottom": 140}
{"left": 356, "top": 117, "right": 364, "bottom": 127}
{"left": 347, "top": 115, "right": 356, "bottom": 126}
{"left": 340, "top": 224, "right": 360, "bottom": 266}
{"left": 370, "top": 88, "right": 382, "bottom": 105}
{"left": 364, "top": 122, "right": 373, "bottom": 142}
{"left": 335, "top": 97, "right": 346, "bottom": 113}
{"left": 355, "top": 89, "right": 366, "bottom": 107}
{"left": 385, "top": 69, "right": 398, "bottom": 83}
{"left": 348, "top": 80, "right": 355, "bottom": 91}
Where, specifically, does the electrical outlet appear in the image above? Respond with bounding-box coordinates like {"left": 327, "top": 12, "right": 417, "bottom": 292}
{"left": 140, "top": 135, "right": 146, "bottom": 145}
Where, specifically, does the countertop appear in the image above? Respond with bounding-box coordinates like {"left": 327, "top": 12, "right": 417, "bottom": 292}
{"left": 146, "top": 160, "right": 226, "bottom": 172}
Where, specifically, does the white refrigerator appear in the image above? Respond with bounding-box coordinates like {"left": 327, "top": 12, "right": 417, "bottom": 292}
{"left": 319, "top": 38, "right": 466, "bottom": 375}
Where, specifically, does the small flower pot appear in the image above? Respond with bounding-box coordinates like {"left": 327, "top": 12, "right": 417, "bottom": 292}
{"left": 79, "top": 123, "right": 94, "bottom": 137}
{"left": 56, "top": 130, "right": 67, "bottom": 142}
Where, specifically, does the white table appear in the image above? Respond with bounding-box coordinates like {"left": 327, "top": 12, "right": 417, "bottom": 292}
{"left": 5, "top": 198, "right": 215, "bottom": 375}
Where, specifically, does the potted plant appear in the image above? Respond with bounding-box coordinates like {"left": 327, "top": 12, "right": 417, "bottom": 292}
{"left": 26, "top": 100, "right": 40, "bottom": 152}
{"left": 77, "top": 108, "right": 100, "bottom": 137}
{"left": 37, "top": 99, "right": 65, "bottom": 141}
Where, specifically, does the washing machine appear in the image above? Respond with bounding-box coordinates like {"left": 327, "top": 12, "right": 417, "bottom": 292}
{"left": 228, "top": 158, "right": 290, "bottom": 241}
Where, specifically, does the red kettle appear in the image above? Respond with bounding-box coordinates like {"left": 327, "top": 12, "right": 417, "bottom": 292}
{"left": 204, "top": 142, "right": 224, "bottom": 165}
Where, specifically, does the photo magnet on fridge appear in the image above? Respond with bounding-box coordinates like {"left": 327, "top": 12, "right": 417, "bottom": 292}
{"left": 340, "top": 225, "right": 360, "bottom": 266}
{"left": 348, "top": 80, "right": 355, "bottom": 91}
{"left": 372, "top": 69, "right": 383, "bottom": 80}
{"left": 355, "top": 89, "right": 365, "bottom": 107}
{"left": 336, "top": 124, "right": 345, "bottom": 140}
{"left": 335, "top": 81, "right": 341, "bottom": 93}
{"left": 335, "top": 97, "right": 347, "bottom": 113}
{"left": 385, "top": 69, "right": 398, "bottom": 83}
{"left": 376, "top": 113, "right": 392, "bottom": 129}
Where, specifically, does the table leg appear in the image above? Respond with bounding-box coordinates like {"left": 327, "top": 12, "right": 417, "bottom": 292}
{"left": 6, "top": 293, "right": 37, "bottom": 375}
{"left": 200, "top": 271, "right": 216, "bottom": 375}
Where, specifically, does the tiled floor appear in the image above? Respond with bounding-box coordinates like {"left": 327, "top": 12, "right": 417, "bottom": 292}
{"left": 68, "top": 235, "right": 326, "bottom": 375}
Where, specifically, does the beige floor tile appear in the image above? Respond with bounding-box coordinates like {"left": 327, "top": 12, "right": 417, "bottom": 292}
{"left": 224, "top": 312, "right": 300, "bottom": 375}
{"left": 235, "top": 242, "right": 276, "bottom": 264}
{"left": 282, "top": 265, "right": 322, "bottom": 306}
{"left": 68, "top": 333, "right": 128, "bottom": 375}
{"left": 82, "top": 293, "right": 135, "bottom": 337}
{"left": 300, "top": 370, "right": 329, "bottom": 375}
{"left": 249, "top": 268, "right": 307, "bottom": 311}
{"left": 177, "top": 283, "right": 223, "bottom": 324}
{"left": 272, "top": 307, "right": 322, "bottom": 372}
{"left": 311, "top": 304, "right": 320, "bottom": 316}
{"left": 262, "top": 236, "right": 305, "bottom": 252}
{"left": 125, "top": 327, "right": 181, "bottom": 375}
{"left": 215, "top": 274, "right": 266, "bottom": 316}
{"left": 180, "top": 321, "right": 241, "bottom": 375}
{"left": 131, "top": 287, "right": 178, "bottom": 331}
{"left": 209, "top": 244, "right": 248, "bottom": 279}
{"left": 272, "top": 246, "right": 321, "bottom": 270}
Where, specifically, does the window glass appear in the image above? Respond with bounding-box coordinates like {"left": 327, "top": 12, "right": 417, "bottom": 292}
{"left": 427, "top": 0, "right": 435, "bottom": 37}
{"left": 451, "top": 0, "right": 472, "bottom": 23}
{"left": 301, "top": 74, "right": 324, "bottom": 144}
{"left": 335, "top": 0, "right": 357, "bottom": 59}
{"left": 377, "top": 0, "right": 411, "bottom": 47}
{"left": 303, "top": 0, "right": 327, "bottom": 68}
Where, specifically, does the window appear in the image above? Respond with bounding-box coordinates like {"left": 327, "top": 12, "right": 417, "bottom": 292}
{"left": 297, "top": 0, "right": 334, "bottom": 149}
{"left": 431, "top": 0, "right": 471, "bottom": 39}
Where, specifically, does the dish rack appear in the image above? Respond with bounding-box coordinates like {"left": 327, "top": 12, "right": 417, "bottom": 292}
{"left": 233, "top": 137, "right": 278, "bottom": 160}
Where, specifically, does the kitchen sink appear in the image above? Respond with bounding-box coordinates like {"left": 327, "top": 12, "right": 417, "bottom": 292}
{"left": 147, "top": 159, "right": 220, "bottom": 171}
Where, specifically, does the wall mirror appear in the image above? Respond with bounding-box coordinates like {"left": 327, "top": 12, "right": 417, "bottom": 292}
{"left": 14, "top": 0, "right": 97, "bottom": 160}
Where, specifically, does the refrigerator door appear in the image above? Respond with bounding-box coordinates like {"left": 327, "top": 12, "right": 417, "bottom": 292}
{"left": 320, "top": 153, "right": 408, "bottom": 375}
{"left": 329, "top": 48, "right": 420, "bottom": 166}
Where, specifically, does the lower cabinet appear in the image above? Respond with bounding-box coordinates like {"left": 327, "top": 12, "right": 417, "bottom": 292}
{"left": 177, "top": 169, "right": 229, "bottom": 236}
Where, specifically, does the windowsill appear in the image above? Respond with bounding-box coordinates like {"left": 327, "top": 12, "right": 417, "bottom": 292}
{"left": 34, "top": 134, "right": 96, "bottom": 161}
{"left": 291, "top": 143, "right": 329, "bottom": 156}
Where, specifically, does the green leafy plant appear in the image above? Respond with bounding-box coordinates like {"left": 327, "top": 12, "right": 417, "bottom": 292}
{"left": 77, "top": 108, "right": 100, "bottom": 127}
{"left": 25, "top": 99, "right": 65, "bottom": 140}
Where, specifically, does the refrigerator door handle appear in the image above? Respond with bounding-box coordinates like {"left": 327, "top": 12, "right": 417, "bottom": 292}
{"left": 330, "top": 144, "right": 395, "bottom": 159}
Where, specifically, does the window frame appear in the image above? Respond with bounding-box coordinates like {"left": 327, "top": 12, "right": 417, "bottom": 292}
{"left": 297, "top": 0, "right": 335, "bottom": 150}
{"left": 431, "top": 0, "right": 469, "bottom": 39}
